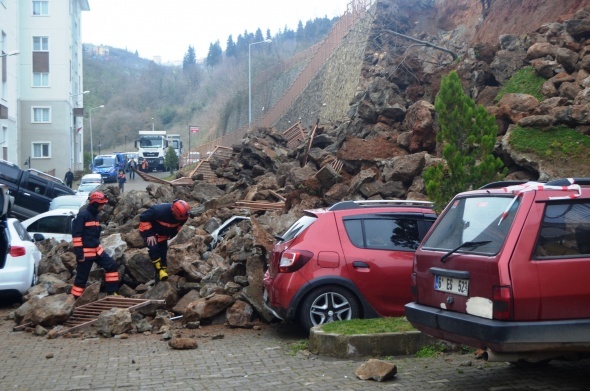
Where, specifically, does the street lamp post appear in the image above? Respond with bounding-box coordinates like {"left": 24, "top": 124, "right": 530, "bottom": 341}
{"left": 249, "top": 39, "right": 271, "bottom": 127}
{"left": 88, "top": 105, "right": 104, "bottom": 166}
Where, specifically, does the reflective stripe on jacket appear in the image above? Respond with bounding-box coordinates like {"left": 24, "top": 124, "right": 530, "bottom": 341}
{"left": 71, "top": 205, "right": 102, "bottom": 260}
{"left": 139, "top": 203, "right": 186, "bottom": 240}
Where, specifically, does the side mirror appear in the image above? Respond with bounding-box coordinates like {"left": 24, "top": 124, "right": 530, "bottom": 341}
{"left": 33, "top": 233, "right": 45, "bottom": 242}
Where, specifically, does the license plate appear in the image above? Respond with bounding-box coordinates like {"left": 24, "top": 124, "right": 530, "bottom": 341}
{"left": 434, "top": 275, "right": 469, "bottom": 296}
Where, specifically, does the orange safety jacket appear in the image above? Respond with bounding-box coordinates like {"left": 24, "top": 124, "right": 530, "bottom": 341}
{"left": 139, "top": 203, "right": 187, "bottom": 242}
{"left": 72, "top": 204, "right": 103, "bottom": 260}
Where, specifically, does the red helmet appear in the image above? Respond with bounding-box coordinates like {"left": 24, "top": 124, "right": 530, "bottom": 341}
{"left": 88, "top": 191, "right": 108, "bottom": 205}
{"left": 171, "top": 199, "right": 190, "bottom": 220}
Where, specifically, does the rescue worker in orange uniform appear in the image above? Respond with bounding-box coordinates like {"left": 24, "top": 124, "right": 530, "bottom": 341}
{"left": 139, "top": 200, "right": 190, "bottom": 282}
{"left": 71, "top": 191, "right": 119, "bottom": 298}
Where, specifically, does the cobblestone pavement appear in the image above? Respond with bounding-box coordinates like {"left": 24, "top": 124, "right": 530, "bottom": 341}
{"left": 1, "top": 301, "right": 589, "bottom": 391}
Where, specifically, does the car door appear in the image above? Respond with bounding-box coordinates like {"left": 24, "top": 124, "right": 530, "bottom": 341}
{"left": 531, "top": 200, "right": 590, "bottom": 319}
{"left": 340, "top": 214, "right": 431, "bottom": 316}
{"left": 25, "top": 213, "right": 74, "bottom": 241}
{"left": 16, "top": 174, "right": 51, "bottom": 215}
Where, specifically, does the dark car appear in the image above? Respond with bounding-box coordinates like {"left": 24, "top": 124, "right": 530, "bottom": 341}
{"left": 263, "top": 199, "right": 436, "bottom": 330}
{"left": 405, "top": 178, "right": 590, "bottom": 365}
{"left": 0, "top": 159, "right": 75, "bottom": 220}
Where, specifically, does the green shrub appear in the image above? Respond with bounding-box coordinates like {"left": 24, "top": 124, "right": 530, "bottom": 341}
{"left": 509, "top": 125, "right": 590, "bottom": 161}
{"left": 495, "top": 66, "right": 545, "bottom": 102}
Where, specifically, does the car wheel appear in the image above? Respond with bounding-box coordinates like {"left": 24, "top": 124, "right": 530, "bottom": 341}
{"left": 299, "top": 285, "right": 360, "bottom": 330}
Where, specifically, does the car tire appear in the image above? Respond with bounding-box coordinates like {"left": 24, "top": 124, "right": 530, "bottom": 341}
{"left": 298, "top": 285, "right": 360, "bottom": 330}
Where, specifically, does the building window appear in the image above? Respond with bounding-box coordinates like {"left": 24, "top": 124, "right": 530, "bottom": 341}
{"left": 33, "top": 72, "right": 49, "bottom": 87}
{"left": 33, "top": 1, "right": 49, "bottom": 16}
{"left": 32, "top": 37, "right": 49, "bottom": 88}
{"left": 33, "top": 36, "right": 49, "bottom": 51}
{"left": 32, "top": 107, "right": 50, "bottom": 123}
{"left": 32, "top": 142, "right": 51, "bottom": 158}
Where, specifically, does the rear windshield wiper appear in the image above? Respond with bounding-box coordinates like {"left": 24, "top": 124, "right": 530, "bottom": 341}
{"left": 440, "top": 241, "right": 492, "bottom": 263}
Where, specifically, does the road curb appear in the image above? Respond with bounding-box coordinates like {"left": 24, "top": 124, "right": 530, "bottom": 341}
{"left": 308, "top": 327, "right": 438, "bottom": 358}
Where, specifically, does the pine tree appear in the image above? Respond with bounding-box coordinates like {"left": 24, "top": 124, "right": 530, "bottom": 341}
{"left": 424, "top": 70, "right": 506, "bottom": 210}
{"left": 182, "top": 45, "right": 196, "bottom": 71}
{"left": 226, "top": 35, "right": 237, "bottom": 58}
{"left": 206, "top": 41, "right": 223, "bottom": 67}
{"left": 164, "top": 146, "right": 179, "bottom": 172}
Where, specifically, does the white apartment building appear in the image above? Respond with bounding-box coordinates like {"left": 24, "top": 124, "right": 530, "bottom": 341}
{"left": 15, "top": 0, "right": 89, "bottom": 178}
{"left": 0, "top": 0, "right": 19, "bottom": 163}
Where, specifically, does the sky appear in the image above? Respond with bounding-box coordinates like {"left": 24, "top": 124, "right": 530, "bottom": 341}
{"left": 82, "top": 0, "right": 352, "bottom": 65}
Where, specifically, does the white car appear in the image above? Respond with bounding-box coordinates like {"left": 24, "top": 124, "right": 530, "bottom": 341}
{"left": 1, "top": 184, "right": 42, "bottom": 296}
{"left": 76, "top": 182, "right": 100, "bottom": 195}
{"left": 21, "top": 208, "right": 78, "bottom": 242}
{"left": 49, "top": 194, "right": 88, "bottom": 211}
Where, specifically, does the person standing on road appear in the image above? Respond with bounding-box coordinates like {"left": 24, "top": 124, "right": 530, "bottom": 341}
{"left": 139, "top": 200, "right": 190, "bottom": 283}
{"left": 127, "top": 158, "right": 137, "bottom": 180}
{"left": 141, "top": 159, "right": 149, "bottom": 173}
{"left": 64, "top": 168, "right": 74, "bottom": 188}
{"left": 117, "top": 169, "right": 126, "bottom": 193}
{"left": 70, "top": 191, "right": 119, "bottom": 298}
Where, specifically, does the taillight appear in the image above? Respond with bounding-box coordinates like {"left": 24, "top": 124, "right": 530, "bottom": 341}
{"left": 278, "top": 250, "right": 313, "bottom": 273}
{"left": 9, "top": 246, "right": 26, "bottom": 257}
{"left": 492, "top": 286, "right": 512, "bottom": 320}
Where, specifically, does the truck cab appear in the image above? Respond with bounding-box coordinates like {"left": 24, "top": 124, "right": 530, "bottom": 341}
{"left": 136, "top": 131, "right": 168, "bottom": 172}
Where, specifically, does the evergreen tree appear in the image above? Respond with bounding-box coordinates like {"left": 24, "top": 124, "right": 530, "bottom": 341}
{"left": 296, "top": 21, "right": 304, "bottom": 43}
{"left": 423, "top": 70, "right": 506, "bottom": 210}
{"left": 226, "top": 35, "right": 237, "bottom": 58}
{"left": 206, "top": 41, "right": 223, "bottom": 67}
{"left": 254, "top": 28, "right": 264, "bottom": 42}
{"left": 164, "top": 146, "right": 179, "bottom": 172}
{"left": 182, "top": 45, "right": 196, "bottom": 71}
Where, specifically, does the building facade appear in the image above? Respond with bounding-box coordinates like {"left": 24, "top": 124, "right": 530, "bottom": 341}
{"left": 0, "top": 0, "right": 19, "bottom": 163}
{"left": 16, "top": 0, "right": 89, "bottom": 177}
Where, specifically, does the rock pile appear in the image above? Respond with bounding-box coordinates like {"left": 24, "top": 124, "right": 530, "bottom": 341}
{"left": 12, "top": 4, "right": 590, "bottom": 337}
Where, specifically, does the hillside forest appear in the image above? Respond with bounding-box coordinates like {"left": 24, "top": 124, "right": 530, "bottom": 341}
{"left": 82, "top": 16, "right": 337, "bottom": 162}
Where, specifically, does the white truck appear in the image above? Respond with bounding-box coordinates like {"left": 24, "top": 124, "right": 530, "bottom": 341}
{"left": 135, "top": 130, "right": 168, "bottom": 172}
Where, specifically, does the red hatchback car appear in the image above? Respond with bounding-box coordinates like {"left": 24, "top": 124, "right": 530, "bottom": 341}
{"left": 263, "top": 200, "right": 436, "bottom": 330}
{"left": 405, "top": 178, "right": 590, "bottom": 364}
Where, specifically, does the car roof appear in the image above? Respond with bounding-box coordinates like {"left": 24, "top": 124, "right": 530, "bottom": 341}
{"left": 22, "top": 208, "right": 78, "bottom": 226}
{"left": 49, "top": 195, "right": 88, "bottom": 210}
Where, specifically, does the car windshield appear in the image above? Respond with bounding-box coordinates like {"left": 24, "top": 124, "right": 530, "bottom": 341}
{"left": 422, "top": 195, "right": 520, "bottom": 255}
{"left": 139, "top": 136, "right": 164, "bottom": 148}
{"left": 94, "top": 157, "right": 115, "bottom": 168}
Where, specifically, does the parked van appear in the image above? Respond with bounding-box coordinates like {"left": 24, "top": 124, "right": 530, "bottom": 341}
{"left": 92, "top": 153, "right": 126, "bottom": 183}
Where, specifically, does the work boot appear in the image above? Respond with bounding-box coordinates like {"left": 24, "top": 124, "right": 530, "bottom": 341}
{"left": 107, "top": 291, "right": 119, "bottom": 296}
{"left": 158, "top": 268, "right": 169, "bottom": 281}
{"left": 152, "top": 258, "right": 169, "bottom": 282}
